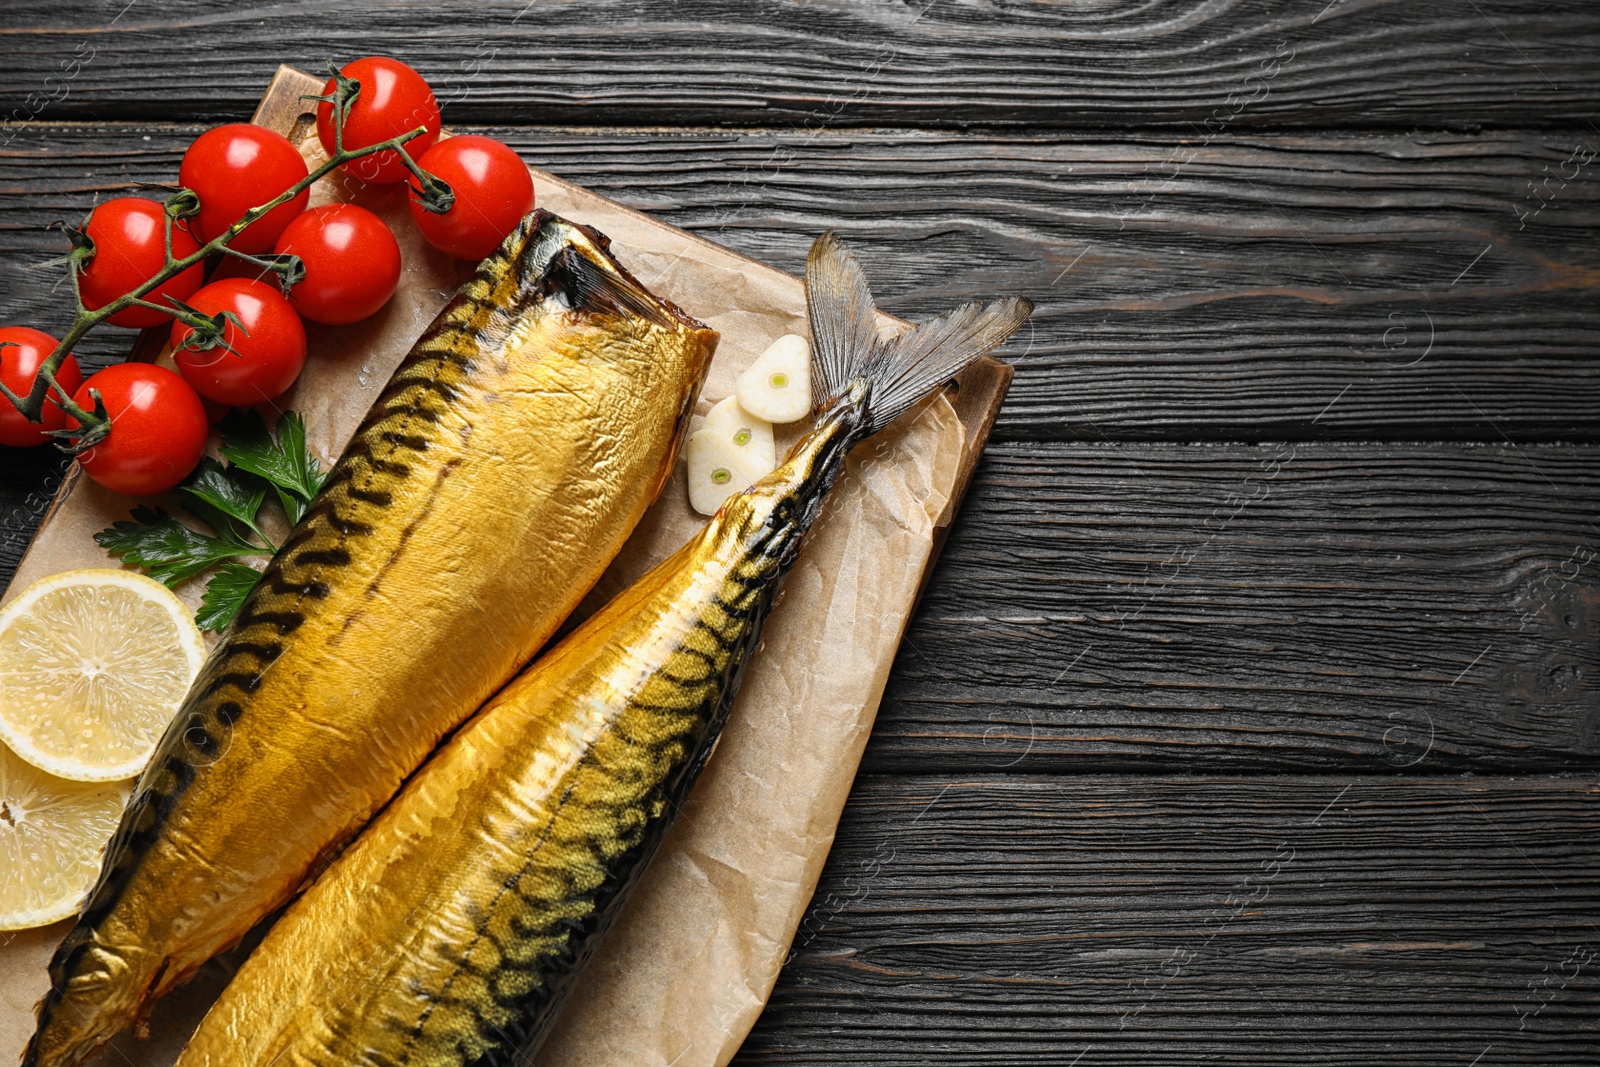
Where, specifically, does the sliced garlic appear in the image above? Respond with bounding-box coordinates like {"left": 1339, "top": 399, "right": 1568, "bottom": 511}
{"left": 736, "top": 334, "right": 811, "bottom": 424}
{"left": 687, "top": 428, "right": 768, "bottom": 516}
{"left": 701, "top": 396, "right": 775, "bottom": 473}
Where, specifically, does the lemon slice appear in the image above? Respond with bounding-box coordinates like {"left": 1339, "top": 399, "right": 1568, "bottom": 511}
{"left": 0, "top": 744, "right": 127, "bottom": 930}
{"left": 0, "top": 569, "right": 205, "bottom": 782}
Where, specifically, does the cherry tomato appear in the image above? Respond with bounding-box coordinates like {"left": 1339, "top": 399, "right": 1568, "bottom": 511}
{"left": 179, "top": 123, "right": 311, "bottom": 254}
{"left": 273, "top": 204, "right": 401, "bottom": 326}
{"left": 408, "top": 136, "right": 535, "bottom": 261}
{"left": 316, "top": 57, "right": 441, "bottom": 185}
{"left": 69, "top": 363, "right": 208, "bottom": 496}
{"left": 78, "top": 198, "right": 205, "bottom": 330}
{"left": 0, "top": 327, "right": 83, "bottom": 448}
{"left": 171, "top": 279, "right": 307, "bottom": 406}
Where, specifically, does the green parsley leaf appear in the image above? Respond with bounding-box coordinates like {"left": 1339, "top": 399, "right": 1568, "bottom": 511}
{"left": 95, "top": 408, "right": 319, "bottom": 632}
{"left": 196, "top": 562, "right": 264, "bottom": 633}
{"left": 179, "top": 458, "right": 270, "bottom": 545}
{"left": 220, "top": 410, "right": 325, "bottom": 525}
{"left": 94, "top": 506, "right": 271, "bottom": 588}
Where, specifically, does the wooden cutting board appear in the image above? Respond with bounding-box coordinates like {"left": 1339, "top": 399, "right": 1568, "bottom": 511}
{"left": 0, "top": 65, "right": 1012, "bottom": 1067}
{"left": 2, "top": 66, "right": 1008, "bottom": 611}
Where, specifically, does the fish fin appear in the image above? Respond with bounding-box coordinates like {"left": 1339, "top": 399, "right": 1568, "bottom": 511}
{"left": 864, "top": 295, "right": 1033, "bottom": 431}
{"left": 542, "top": 241, "right": 679, "bottom": 329}
{"left": 805, "top": 231, "right": 883, "bottom": 413}
{"left": 804, "top": 231, "right": 1033, "bottom": 433}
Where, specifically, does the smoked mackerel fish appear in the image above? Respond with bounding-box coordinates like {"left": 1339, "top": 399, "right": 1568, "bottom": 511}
{"left": 25, "top": 210, "right": 717, "bottom": 1067}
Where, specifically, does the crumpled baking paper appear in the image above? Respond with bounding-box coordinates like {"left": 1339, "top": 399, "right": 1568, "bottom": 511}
{"left": 0, "top": 79, "right": 966, "bottom": 1067}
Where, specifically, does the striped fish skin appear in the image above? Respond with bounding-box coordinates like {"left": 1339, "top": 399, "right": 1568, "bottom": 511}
{"left": 171, "top": 410, "right": 861, "bottom": 1067}
{"left": 24, "top": 211, "right": 717, "bottom": 1067}
{"left": 169, "top": 231, "right": 1030, "bottom": 1067}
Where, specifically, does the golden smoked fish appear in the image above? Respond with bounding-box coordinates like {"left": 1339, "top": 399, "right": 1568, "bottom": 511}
{"left": 25, "top": 211, "right": 717, "bottom": 1067}
{"left": 171, "top": 233, "right": 1030, "bottom": 1067}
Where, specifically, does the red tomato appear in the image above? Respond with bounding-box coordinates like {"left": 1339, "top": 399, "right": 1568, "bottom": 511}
{"left": 0, "top": 327, "right": 84, "bottom": 448}
{"left": 69, "top": 363, "right": 208, "bottom": 496}
{"left": 79, "top": 198, "right": 205, "bottom": 329}
{"left": 272, "top": 204, "right": 402, "bottom": 326}
{"left": 408, "top": 136, "right": 535, "bottom": 261}
{"left": 316, "top": 57, "right": 441, "bottom": 185}
{"left": 179, "top": 123, "right": 311, "bottom": 254}
{"left": 171, "top": 279, "right": 307, "bottom": 406}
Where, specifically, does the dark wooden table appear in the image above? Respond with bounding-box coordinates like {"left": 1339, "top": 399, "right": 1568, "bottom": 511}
{"left": 4, "top": 2, "right": 1598, "bottom": 1063}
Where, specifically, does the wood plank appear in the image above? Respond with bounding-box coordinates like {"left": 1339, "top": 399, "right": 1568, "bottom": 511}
{"left": 736, "top": 774, "right": 1600, "bottom": 1065}
{"left": 20, "top": 441, "right": 1588, "bottom": 774}
{"left": 2, "top": 2, "right": 1597, "bottom": 129}
{"left": 867, "top": 441, "right": 1600, "bottom": 774}
{"left": 0, "top": 449, "right": 70, "bottom": 585}
{"left": 3, "top": 127, "right": 1596, "bottom": 771}
{"left": 3, "top": 124, "right": 1598, "bottom": 442}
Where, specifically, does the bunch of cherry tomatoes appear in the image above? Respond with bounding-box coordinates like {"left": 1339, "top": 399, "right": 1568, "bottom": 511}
{"left": 0, "top": 56, "right": 536, "bottom": 497}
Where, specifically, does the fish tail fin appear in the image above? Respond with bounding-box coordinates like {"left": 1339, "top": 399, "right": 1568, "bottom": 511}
{"left": 804, "top": 231, "right": 1032, "bottom": 434}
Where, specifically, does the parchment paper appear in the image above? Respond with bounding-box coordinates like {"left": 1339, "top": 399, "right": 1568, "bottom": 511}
{"left": 0, "top": 92, "right": 966, "bottom": 1067}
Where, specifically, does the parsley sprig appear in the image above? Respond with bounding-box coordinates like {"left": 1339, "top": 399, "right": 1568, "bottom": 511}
{"left": 95, "top": 410, "right": 325, "bottom": 632}
{"left": 221, "top": 408, "right": 324, "bottom": 526}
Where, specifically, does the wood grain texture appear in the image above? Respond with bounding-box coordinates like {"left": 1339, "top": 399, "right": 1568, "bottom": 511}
{"left": 7, "top": 439, "right": 1593, "bottom": 774}
{"left": 0, "top": 17, "right": 1598, "bottom": 1066}
{"left": 0, "top": 449, "right": 71, "bottom": 588}
{"left": 3, "top": 124, "right": 1597, "bottom": 442}
{"left": 867, "top": 441, "right": 1600, "bottom": 774}
{"left": 739, "top": 774, "right": 1600, "bottom": 1065}
{"left": 1, "top": 1, "right": 1597, "bottom": 129}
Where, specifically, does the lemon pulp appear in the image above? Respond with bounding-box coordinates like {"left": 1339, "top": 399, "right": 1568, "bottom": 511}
{"left": 0, "top": 569, "right": 205, "bottom": 782}
{"left": 0, "top": 743, "right": 127, "bottom": 930}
